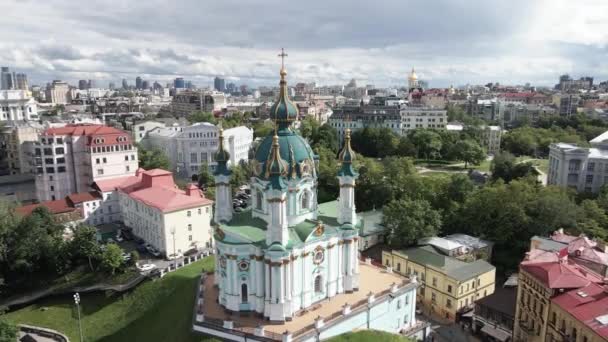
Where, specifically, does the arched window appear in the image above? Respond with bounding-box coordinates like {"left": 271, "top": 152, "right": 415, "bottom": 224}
{"left": 314, "top": 275, "right": 322, "bottom": 293}
{"left": 241, "top": 283, "right": 248, "bottom": 303}
{"left": 256, "top": 190, "right": 263, "bottom": 210}
{"left": 301, "top": 191, "right": 309, "bottom": 210}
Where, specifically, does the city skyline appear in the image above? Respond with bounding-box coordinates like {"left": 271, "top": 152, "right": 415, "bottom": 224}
{"left": 1, "top": 0, "right": 607, "bottom": 88}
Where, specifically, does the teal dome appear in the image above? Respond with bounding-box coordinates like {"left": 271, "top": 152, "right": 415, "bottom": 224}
{"left": 269, "top": 69, "right": 298, "bottom": 124}
{"left": 254, "top": 129, "right": 316, "bottom": 180}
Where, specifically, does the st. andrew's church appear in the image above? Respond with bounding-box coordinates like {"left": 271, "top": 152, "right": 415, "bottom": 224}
{"left": 212, "top": 61, "right": 361, "bottom": 322}
{"left": 199, "top": 54, "right": 426, "bottom": 342}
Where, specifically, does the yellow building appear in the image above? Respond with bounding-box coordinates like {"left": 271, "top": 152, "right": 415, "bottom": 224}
{"left": 382, "top": 246, "right": 496, "bottom": 321}
{"left": 514, "top": 255, "right": 608, "bottom": 342}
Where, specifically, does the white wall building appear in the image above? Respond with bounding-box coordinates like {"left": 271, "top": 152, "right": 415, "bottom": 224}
{"left": 329, "top": 104, "right": 447, "bottom": 143}
{"left": 141, "top": 123, "right": 253, "bottom": 179}
{"left": 548, "top": 130, "right": 608, "bottom": 193}
{"left": 95, "top": 168, "right": 214, "bottom": 254}
{"left": 34, "top": 124, "right": 138, "bottom": 201}
{"left": 0, "top": 90, "right": 39, "bottom": 122}
{"left": 46, "top": 80, "right": 70, "bottom": 105}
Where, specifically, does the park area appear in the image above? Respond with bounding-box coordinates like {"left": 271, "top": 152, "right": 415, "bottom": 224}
{"left": 5, "top": 257, "right": 217, "bottom": 342}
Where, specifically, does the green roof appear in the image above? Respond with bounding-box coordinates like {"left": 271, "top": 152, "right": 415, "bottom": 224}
{"left": 216, "top": 201, "right": 343, "bottom": 248}
{"left": 395, "top": 246, "right": 495, "bottom": 282}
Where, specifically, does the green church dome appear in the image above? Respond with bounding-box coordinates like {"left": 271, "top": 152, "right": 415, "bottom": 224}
{"left": 254, "top": 129, "right": 316, "bottom": 180}
{"left": 269, "top": 68, "right": 299, "bottom": 123}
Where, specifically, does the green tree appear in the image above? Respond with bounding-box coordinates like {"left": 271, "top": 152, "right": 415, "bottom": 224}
{"left": 100, "top": 244, "right": 124, "bottom": 275}
{"left": 230, "top": 163, "right": 249, "bottom": 191}
{"left": 0, "top": 319, "right": 18, "bottom": 342}
{"left": 129, "top": 250, "right": 140, "bottom": 267}
{"left": 253, "top": 121, "right": 274, "bottom": 139}
{"left": 451, "top": 139, "right": 486, "bottom": 168}
{"left": 409, "top": 129, "right": 442, "bottom": 160}
{"left": 316, "top": 146, "right": 340, "bottom": 203}
{"left": 188, "top": 111, "right": 217, "bottom": 124}
{"left": 138, "top": 147, "right": 171, "bottom": 170}
{"left": 71, "top": 224, "right": 100, "bottom": 271}
{"left": 384, "top": 199, "right": 442, "bottom": 247}
{"left": 198, "top": 163, "right": 213, "bottom": 188}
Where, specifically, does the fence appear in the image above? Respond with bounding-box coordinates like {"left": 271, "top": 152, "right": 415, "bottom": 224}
{"left": 19, "top": 324, "right": 69, "bottom": 342}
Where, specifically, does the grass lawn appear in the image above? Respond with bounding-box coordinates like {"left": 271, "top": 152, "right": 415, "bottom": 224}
{"left": 326, "top": 330, "right": 415, "bottom": 342}
{"left": 419, "top": 171, "right": 453, "bottom": 179}
{"left": 5, "top": 257, "right": 217, "bottom": 342}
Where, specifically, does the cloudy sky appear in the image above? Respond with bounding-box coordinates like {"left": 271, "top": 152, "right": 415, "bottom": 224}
{"left": 2, "top": 0, "right": 607, "bottom": 88}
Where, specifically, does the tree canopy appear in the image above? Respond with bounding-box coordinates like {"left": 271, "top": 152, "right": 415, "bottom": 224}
{"left": 138, "top": 146, "right": 171, "bottom": 170}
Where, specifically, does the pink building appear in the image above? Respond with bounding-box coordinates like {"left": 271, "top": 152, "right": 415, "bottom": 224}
{"left": 34, "top": 124, "right": 139, "bottom": 201}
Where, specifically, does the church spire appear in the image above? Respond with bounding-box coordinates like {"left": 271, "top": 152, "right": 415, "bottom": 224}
{"left": 213, "top": 124, "right": 231, "bottom": 176}
{"left": 265, "top": 125, "right": 288, "bottom": 190}
{"left": 270, "top": 48, "right": 298, "bottom": 131}
{"left": 337, "top": 126, "right": 357, "bottom": 177}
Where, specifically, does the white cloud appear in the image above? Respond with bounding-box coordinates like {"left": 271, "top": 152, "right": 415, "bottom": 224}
{"left": 0, "top": 0, "right": 606, "bottom": 87}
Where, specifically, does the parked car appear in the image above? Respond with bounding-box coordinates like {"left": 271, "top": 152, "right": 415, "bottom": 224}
{"left": 136, "top": 244, "right": 147, "bottom": 253}
{"left": 115, "top": 233, "right": 124, "bottom": 242}
{"left": 150, "top": 249, "right": 161, "bottom": 257}
{"left": 138, "top": 264, "right": 156, "bottom": 272}
{"left": 184, "top": 248, "right": 198, "bottom": 257}
{"left": 135, "top": 237, "right": 145, "bottom": 244}
{"left": 122, "top": 252, "right": 131, "bottom": 261}
{"left": 166, "top": 252, "right": 183, "bottom": 260}
{"left": 122, "top": 230, "right": 134, "bottom": 241}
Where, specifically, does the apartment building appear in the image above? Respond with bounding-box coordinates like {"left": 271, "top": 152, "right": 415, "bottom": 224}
{"left": 34, "top": 124, "right": 138, "bottom": 201}
{"left": 0, "top": 122, "right": 41, "bottom": 175}
{"left": 94, "top": 168, "right": 214, "bottom": 254}
{"left": 548, "top": 130, "right": 608, "bottom": 193}
{"left": 513, "top": 231, "right": 608, "bottom": 342}
{"left": 171, "top": 90, "right": 226, "bottom": 117}
{"left": 329, "top": 100, "right": 447, "bottom": 143}
{"left": 46, "top": 80, "right": 70, "bottom": 105}
{"left": 382, "top": 239, "right": 496, "bottom": 321}
{"left": 0, "top": 89, "right": 39, "bottom": 122}
{"left": 141, "top": 122, "right": 253, "bottom": 179}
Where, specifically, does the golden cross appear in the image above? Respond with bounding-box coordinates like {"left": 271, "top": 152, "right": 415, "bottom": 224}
{"left": 278, "top": 48, "right": 288, "bottom": 69}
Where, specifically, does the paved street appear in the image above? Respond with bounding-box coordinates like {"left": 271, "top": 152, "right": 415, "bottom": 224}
{"left": 418, "top": 312, "right": 481, "bottom": 342}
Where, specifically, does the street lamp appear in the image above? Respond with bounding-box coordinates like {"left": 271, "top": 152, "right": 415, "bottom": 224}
{"left": 73, "top": 292, "right": 84, "bottom": 342}
{"left": 171, "top": 227, "right": 177, "bottom": 268}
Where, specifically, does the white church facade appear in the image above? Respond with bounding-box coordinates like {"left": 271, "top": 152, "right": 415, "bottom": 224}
{"left": 193, "top": 58, "right": 429, "bottom": 341}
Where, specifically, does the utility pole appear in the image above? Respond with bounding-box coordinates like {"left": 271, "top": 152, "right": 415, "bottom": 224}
{"left": 73, "top": 292, "right": 84, "bottom": 342}
{"left": 171, "top": 227, "right": 176, "bottom": 267}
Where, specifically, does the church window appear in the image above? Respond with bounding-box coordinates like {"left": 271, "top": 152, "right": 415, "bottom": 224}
{"left": 241, "top": 283, "right": 248, "bottom": 303}
{"left": 301, "top": 191, "right": 310, "bottom": 210}
{"left": 256, "top": 190, "right": 263, "bottom": 210}
{"left": 314, "top": 275, "right": 322, "bottom": 293}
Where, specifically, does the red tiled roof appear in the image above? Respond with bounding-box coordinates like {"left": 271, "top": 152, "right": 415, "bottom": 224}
{"left": 500, "top": 92, "right": 536, "bottom": 99}
{"left": 16, "top": 199, "right": 78, "bottom": 216}
{"left": 66, "top": 191, "right": 101, "bottom": 205}
{"left": 42, "top": 125, "right": 132, "bottom": 146}
{"left": 552, "top": 282, "right": 608, "bottom": 339}
{"left": 520, "top": 261, "right": 595, "bottom": 289}
{"left": 94, "top": 168, "right": 213, "bottom": 213}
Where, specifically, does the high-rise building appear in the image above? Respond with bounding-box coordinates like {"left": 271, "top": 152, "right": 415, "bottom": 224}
{"left": 88, "top": 80, "right": 96, "bottom": 89}
{"left": 174, "top": 77, "right": 185, "bottom": 89}
{"left": 135, "top": 76, "right": 143, "bottom": 90}
{"left": 185, "top": 81, "right": 194, "bottom": 89}
{"left": 34, "top": 124, "right": 139, "bottom": 201}
{"left": 141, "top": 80, "right": 150, "bottom": 90}
{"left": 239, "top": 84, "right": 248, "bottom": 95}
{"left": 78, "top": 80, "right": 88, "bottom": 90}
{"left": 153, "top": 81, "right": 162, "bottom": 90}
{"left": 108, "top": 82, "right": 115, "bottom": 90}
{"left": 122, "top": 79, "right": 128, "bottom": 90}
{"left": 226, "top": 82, "right": 236, "bottom": 94}
{"left": 1, "top": 67, "right": 14, "bottom": 90}
{"left": 214, "top": 77, "right": 225, "bottom": 92}
{"left": 14, "top": 73, "right": 28, "bottom": 90}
